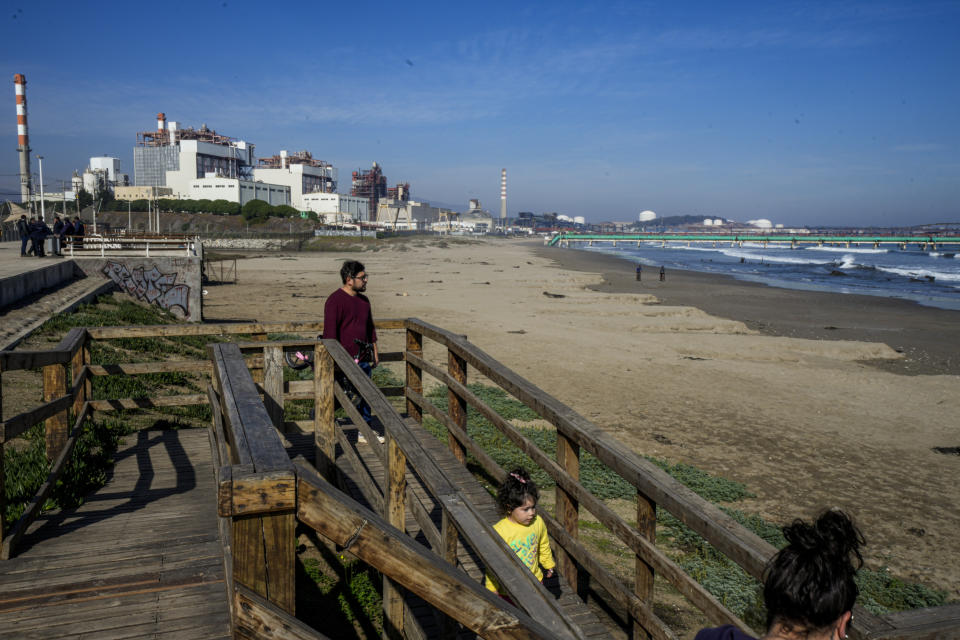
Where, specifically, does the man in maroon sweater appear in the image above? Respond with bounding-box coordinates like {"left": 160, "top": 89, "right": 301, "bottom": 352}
{"left": 323, "top": 260, "right": 379, "bottom": 423}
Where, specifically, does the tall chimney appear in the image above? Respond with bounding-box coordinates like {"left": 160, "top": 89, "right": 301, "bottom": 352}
{"left": 14, "top": 74, "right": 31, "bottom": 203}
{"left": 156, "top": 112, "right": 166, "bottom": 143}
{"left": 500, "top": 168, "right": 507, "bottom": 228}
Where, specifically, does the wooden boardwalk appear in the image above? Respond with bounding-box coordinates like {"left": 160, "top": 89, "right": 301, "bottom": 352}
{"left": 287, "top": 416, "right": 615, "bottom": 640}
{"left": 0, "top": 428, "right": 231, "bottom": 639}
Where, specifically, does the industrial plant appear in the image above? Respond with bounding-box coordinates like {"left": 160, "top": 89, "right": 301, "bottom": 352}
{"left": 6, "top": 73, "right": 543, "bottom": 234}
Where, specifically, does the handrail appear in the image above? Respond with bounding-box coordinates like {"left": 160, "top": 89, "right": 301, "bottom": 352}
{"left": 321, "top": 338, "right": 588, "bottom": 640}
{"left": 404, "top": 318, "right": 774, "bottom": 577}
{"left": 2, "top": 402, "right": 92, "bottom": 559}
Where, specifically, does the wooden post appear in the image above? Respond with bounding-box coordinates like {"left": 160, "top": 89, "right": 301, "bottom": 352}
{"left": 446, "top": 348, "right": 467, "bottom": 464}
{"left": 250, "top": 332, "right": 267, "bottom": 384}
{"left": 263, "top": 345, "right": 284, "bottom": 432}
{"left": 314, "top": 345, "right": 336, "bottom": 481}
{"left": 43, "top": 361, "right": 68, "bottom": 462}
{"left": 82, "top": 338, "right": 91, "bottom": 405}
{"left": 405, "top": 328, "right": 423, "bottom": 423}
{"left": 439, "top": 509, "right": 460, "bottom": 639}
{"left": 633, "top": 491, "right": 657, "bottom": 640}
{"left": 383, "top": 436, "right": 407, "bottom": 639}
{"left": 555, "top": 432, "right": 581, "bottom": 595}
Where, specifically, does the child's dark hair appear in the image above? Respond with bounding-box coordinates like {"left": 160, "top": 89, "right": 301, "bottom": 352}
{"left": 496, "top": 468, "right": 539, "bottom": 514}
{"left": 763, "top": 509, "right": 864, "bottom": 633}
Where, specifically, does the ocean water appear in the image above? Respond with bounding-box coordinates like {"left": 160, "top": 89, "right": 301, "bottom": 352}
{"left": 580, "top": 241, "right": 960, "bottom": 311}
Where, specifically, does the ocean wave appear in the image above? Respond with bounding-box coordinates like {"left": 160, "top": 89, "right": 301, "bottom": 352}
{"left": 806, "top": 246, "right": 888, "bottom": 254}
{"left": 876, "top": 266, "right": 960, "bottom": 283}
{"left": 720, "top": 249, "right": 834, "bottom": 265}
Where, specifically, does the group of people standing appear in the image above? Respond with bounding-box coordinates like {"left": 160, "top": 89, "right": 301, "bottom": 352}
{"left": 15, "top": 214, "right": 84, "bottom": 258}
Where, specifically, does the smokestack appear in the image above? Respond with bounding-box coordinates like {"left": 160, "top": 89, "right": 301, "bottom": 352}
{"left": 500, "top": 168, "right": 507, "bottom": 227}
{"left": 168, "top": 120, "right": 178, "bottom": 145}
{"left": 280, "top": 149, "right": 288, "bottom": 169}
{"left": 14, "top": 74, "right": 31, "bottom": 203}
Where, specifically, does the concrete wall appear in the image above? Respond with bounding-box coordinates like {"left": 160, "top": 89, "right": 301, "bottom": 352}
{"left": 0, "top": 261, "right": 79, "bottom": 310}
{"left": 74, "top": 256, "right": 203, "bottom": 322}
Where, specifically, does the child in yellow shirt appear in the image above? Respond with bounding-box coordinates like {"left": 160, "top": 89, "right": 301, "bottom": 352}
{"left": 484, "top": 467, "right": 556, "bottom": 598}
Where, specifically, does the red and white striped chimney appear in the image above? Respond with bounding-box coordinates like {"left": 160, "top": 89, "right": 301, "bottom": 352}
{"left": 157, "top": 112, "right": 166, "bottom": 133}
{"left": 14, "top": 74, "right": 31, "bottom": 203}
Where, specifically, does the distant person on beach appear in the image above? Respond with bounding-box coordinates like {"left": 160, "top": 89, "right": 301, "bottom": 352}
{"left": 695, "top": 509, "right": 863, "bottom": 640}
{"left": 636, "top": 263, "right": 642, "bottom": 281}
{"left": 323, "top": 260, "right": 379, "bottom": 423}
{"left": 485, "top": 468, "right": 556, "bottom": 603}
{"left": 659, "top": 266, "right": 666, "bottom": 281}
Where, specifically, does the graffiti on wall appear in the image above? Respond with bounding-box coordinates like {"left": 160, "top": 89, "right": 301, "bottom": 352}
{"left": 103, "top": 261, "right": 190, "bottom": 317}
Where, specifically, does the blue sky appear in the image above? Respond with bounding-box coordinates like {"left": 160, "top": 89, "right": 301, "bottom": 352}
{"left": 1, "top": 0, "right": 957, "bottom": 226}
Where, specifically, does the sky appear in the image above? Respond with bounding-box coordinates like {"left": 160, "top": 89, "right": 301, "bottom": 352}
{"left": 0, "top": 0, "right": 958, "bottom": 227}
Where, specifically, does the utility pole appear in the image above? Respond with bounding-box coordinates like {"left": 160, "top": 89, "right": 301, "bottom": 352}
{"left": 37, "top": 155, "right": 46, "bottom": 223}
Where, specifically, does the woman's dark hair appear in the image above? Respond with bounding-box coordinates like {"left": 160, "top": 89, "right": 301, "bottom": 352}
{"left": 763, "top": 509, "right": 864, "bottom": 633}
{"left": 340, "top": 260, "right": 365, "bottom": 284}
{"left": 496, "top": 468, "right": 539, "bottom": 515}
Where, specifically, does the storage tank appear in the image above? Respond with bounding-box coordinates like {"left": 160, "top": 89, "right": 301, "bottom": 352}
{"left": 573, "top": 216, "right": 585, "bottom": 225}
{"left": 638, "top": 210, "right": 656, "bottom": 222}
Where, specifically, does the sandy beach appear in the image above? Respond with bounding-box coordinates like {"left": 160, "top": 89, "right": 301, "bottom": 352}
{"left": 203, "top": 236, "right": 960, "bottom": 598}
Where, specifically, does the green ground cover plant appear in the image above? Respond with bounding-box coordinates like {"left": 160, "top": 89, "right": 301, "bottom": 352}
{"left": 419, "top": 382, "right": 949, "bottom": 625}
{"left": 3, "top": 418, "right": 130, "bottom": 527}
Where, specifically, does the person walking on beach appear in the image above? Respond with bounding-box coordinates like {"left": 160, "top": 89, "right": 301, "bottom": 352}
{"left": 636, "top": 263, "right": 642, "bottom": 281}
{"left": 323, "top": 260, "right": 379, "bottom": 424}
{"left": 659, "top": 266, "right": 666, "bottom": 281}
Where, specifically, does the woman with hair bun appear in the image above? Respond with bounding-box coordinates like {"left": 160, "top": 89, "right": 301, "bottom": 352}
{"left": 696, "top": 509, "right": 864, "bottom": 640}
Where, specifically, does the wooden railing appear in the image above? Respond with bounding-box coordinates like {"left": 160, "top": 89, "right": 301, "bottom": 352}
{"left": 2, "top": 318, "right": 957, "bottom": 639}
{"left": 208, "top": 340, "right": 569, "bottom": 640}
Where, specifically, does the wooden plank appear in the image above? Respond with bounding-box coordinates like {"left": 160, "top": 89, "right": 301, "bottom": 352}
{"left": 556, "top": 431, "right": 581, "bottom": 595}
{"left": 384, "top": 435, "right": 408, "bottom": 638}
{"left": 43, "top": 355, "right": 69, "bottom": 458}
{"left": 406, "top": 328, "right": 423, "bottom": 423}
{"left": 867, "top": 603, "right": 960, "bottom": 639}
{"left": 634, "top": 492, "right": 657, "bottom": 640}
{"left": 295, "top": 460, "right": 559, "bottom": 640}
{"left": 85, "top": 318, "right": 401, "bottom": 340}
{"left": 88, "top": 394, "right": 208, "bottom": 412}
{"left": 209, "top": 343, "right": 290, "bottom": 473}
{"left": 335, "top": 428, "right": 384, "bottom": 513}
{"left": 334, "top": 385, "right": 385, "bottom": 467}
{"left": 235, "top": 584, "right": 330, "bottom": 640}
{"left": 314, "top": 345, "right": 335, "bottom": 480}
{"left": 261, "top": 510, "right": 296, "bottom": 614}
{"left": 263, "top": 345, "right": 285, "bottom": 432}
{"left": 447, "top": 348, "right": 468, "bottom": 464}
{"left": 405, "top": 318, "right": 775, "bottom": 579}
{"left": 70, "top": 340, "right": 87, "bottom": 418}
{"left": 87, "top": 360, "right": 213, "bottom": 376}
{"left": 2, "top": 394, "right": 74, "bottom": 444}
{"left": 229, "top": 468, "right": 297, "bottom": 516}
{"left": 0, "top": 349, "right": 72, "bottom": 372}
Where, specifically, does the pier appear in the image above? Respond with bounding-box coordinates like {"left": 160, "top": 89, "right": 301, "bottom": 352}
{"left": 547, "top": 232, "right": 960, "bottom": 251}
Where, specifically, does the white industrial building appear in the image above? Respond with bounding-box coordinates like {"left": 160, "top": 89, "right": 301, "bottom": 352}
{"left": 188, "top": 177, "right": 290, "bottom": 207}
{"left": 302, "top": 193, "right": 369, "bottom": 222}
{"left": 376, "top": 198, "right": 443, "bottom": 230}
{"left": 133, "top": 114, "right": 289, "bottom": 205}
{"left": 254, "top": 150, "right": 337, "bottom": 210}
